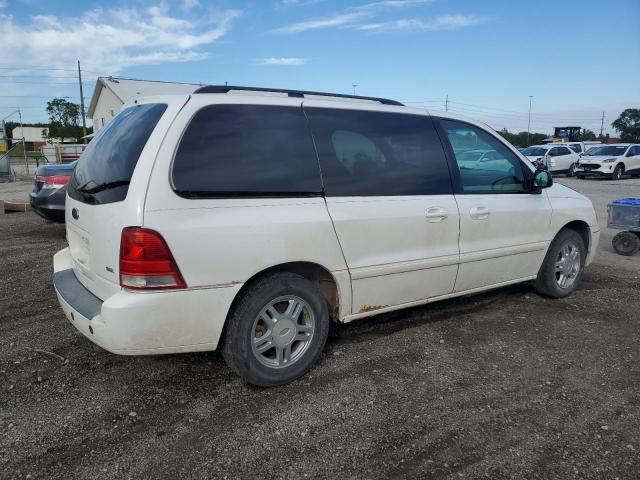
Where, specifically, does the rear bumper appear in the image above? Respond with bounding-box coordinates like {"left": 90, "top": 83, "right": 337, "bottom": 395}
{"left": 53, "top": 247, "right": 241, "bottom": 355}
{"left": 30, "top": 187, "right": 66, "bottom": 223}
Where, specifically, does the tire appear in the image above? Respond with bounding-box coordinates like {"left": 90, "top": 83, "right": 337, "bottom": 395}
{"left": 612, "top": 231, "right": 640, "bottom": 256}
{"left": 567, "top": 163, "right": 576, "bottom": 177}
{"left": 576, "top": 174, "right": 585, "bottom": 179}
{"left": 631, "top": 174, "right": 640, "bottom": 178}
{"left": 535, "top": 229, "right": 586, "bottom": 298}
{"left": 221, "top": 272, "right": 330, "bottom": 386}
{"left": 612, "top": 164, "right": 624, "bottom": 180}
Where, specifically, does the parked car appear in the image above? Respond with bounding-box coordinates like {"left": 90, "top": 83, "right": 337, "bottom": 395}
{"left": 30, "top": 161, "right": 77, "bottom": 222}
{"left": 563, "top": 141, "right": 602, "bottom": 154}
{"left": 575, "top": 144, "right": 640, "bottom": 180}
{"left": 52, "top": 86, "right": 600, "bottom": 386}
{"left": 522, "top": 144, "right": 581, "bottom": 176}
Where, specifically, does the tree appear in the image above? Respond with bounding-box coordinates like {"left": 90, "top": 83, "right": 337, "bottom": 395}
{"left": 612, "top": 108, "right": 640, "bottom": 143}
{"left": 498, "top": 128, "right": 548, "bottom": 148}
{"left": 45, "top": 97, "right": 83, "bottom": 142}
{"left": 580, "top": 129, "right": 597, "bottom": 141}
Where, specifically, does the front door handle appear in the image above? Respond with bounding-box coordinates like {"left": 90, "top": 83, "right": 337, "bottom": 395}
{"left": 470, "top": 205, "right": 490, "bottom": 220}
{"left": 426, "top": 207, "right": 448, "bottom": 223}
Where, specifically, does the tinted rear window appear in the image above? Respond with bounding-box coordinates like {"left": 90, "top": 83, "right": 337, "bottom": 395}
{"left": 172, "top": 105, "right": 322, "bottom": 196}
{"left": 305, "top": 108, "right": 452, "bottom": 196}
{"left": 69, "top": 103, "right": 167, "bottom": 204}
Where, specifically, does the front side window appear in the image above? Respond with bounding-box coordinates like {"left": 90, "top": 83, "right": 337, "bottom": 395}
{"left": 522, "top": 146, "right": 548, "bottom": 157}
{"left": 172, "top": 105, "right": 321, "bottom": 196}
{"left": 558, "top": 147, "right": 572, "bottom": 156}
{"left": 440, "top": 119, "right": 527, "bottom": 194}
{"left": 548, "top": 147, "right": 561, "bottom": 157}
{"left": 305, "top": 108, "right": 452, "bottom": 196}
{"left": 569, "top": 144, "right": 582, "bottom": 153}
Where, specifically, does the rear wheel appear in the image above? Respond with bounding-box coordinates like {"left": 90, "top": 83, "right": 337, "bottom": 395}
{"left": 612, "top": 231, "right": 640, "bottom": 256}
{"left": 535, "top": 229, "right": 586, "bottom": 298}
{"left": 222, "top": 273, "right": 329, "bottom": 386}
{"left": 612, "top": 164, "right": 624, "bottom": 180}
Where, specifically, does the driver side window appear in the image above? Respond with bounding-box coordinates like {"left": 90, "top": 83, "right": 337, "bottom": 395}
{"left": 440, "top": 119, "right": 527, "bottom": 193}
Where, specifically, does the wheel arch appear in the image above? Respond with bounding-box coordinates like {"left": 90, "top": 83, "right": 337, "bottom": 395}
{"left": 558, "top": 220, "right": 591, "bottom": 256}
{"left": 225, "top": 262, "right": 343, "bottom": 328}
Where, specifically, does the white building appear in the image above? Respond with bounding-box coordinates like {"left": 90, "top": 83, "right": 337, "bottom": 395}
{"left": 87, "top": 77, "right": 202, "bottom": 133}
{"left": 11, "top": 126, "right": 49, "bottom": 149}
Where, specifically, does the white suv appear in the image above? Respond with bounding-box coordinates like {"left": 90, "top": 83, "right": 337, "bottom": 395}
{"left": 575, "top": 144, "right": 640, "bottom": 180}
{"left": 53, "top": 86, "right": 600, "bottom": 386}
{"left": 521, "top": 144, "right": 581, "bottom": 176}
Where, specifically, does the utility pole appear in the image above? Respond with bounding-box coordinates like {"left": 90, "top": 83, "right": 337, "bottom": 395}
{"left": 77, "top": 60, "right": 87, "bottom": 143}
{"left": 18, "top": 107, "right": 28, "bottom": 174}
{"left": 527, "top": 95, "right": 533, "bottom": 147}
{"left": 445, "top": 95, "right": 449, "bottom": 112}
{"left": 352, "top": 84, "right": 357, "bottom": 95}
{"left": 600, "top": 112, "right": 605, "bottom": 137}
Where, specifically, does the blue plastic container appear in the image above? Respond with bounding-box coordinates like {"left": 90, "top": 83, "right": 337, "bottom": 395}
{"left": 608, "top": 198, "right": 640, "bottom": 231}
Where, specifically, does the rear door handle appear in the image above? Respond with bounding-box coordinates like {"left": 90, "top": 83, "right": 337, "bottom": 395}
{"left": 425, "top": 207, "right": 448, "bottom": 223}
{"left": 470, "top": 205, "right": 490, "bottom": 220}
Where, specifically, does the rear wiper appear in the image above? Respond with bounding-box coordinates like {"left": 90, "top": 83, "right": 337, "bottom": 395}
{"left": 78, "top": 180, "right": 130, "bottom": 194}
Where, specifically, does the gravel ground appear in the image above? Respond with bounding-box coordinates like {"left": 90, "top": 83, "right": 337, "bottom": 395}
{"left": 1, "top": 179, "right": 639, "bottom": 480}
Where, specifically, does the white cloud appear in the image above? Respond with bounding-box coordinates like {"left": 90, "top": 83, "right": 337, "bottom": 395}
{"left": 182, "top": 0, "right": 201, "bottom": 11}
{"left": 0, "top": 4, "right": 241, "bottom": 76}
{"left": 257, "top": 57, "right": 308, "bottom": 65}
{"left": 358, "top": 14, "right": 482, "bottom": 31}
{"left": 355, "top": 0, "right": 432, "bottom": 11}
{"left": 279, "top": 0, "right": 326, "bottom": 6}
{"left": 275, "top": 0, "right": 434, "bottom": 33}
{"left": 275, "top": 11, "right": 369, "bottom": 33}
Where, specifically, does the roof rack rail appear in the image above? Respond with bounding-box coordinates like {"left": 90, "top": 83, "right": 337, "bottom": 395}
{"left": 193, "top": 85, "right": 404, "bottom": 106}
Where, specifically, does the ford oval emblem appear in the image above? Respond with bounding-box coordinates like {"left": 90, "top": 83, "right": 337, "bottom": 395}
{"left": 72, "top": 208, "right": 79, "bottom": 220}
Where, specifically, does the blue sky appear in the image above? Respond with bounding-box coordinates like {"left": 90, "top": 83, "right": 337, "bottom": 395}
{"left": 1, "top": 0, "right": 638, "bottom": 135}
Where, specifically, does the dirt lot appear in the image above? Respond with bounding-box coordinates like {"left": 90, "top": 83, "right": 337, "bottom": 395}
{"left": 1, "top": 179, "right": 639, "bottom": 480}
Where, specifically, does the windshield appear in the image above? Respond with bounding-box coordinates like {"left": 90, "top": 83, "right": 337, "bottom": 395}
{"left": 522, "top": 147, "right": 548, "bottom": 156}
{"left": 68, "top": 103, "right": 167, "bottom": 204}
{"left": 584, "top": 145, "right": 628, "bottom": 157}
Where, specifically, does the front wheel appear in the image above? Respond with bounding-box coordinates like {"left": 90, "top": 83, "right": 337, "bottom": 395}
{"left": 567, "top": 163, "right": 576, "bottom": 177}
{"left": 535, "top": 229, "right": 586, "bottom": 298}
{"left": 612, "top": 164, "right": 624, "bottom": 180}
{"left": 222, "top": 273, "right": 330, "bottom": 386}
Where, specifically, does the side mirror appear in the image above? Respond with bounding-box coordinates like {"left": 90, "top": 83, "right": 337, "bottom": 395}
{"left": 534, "top": 169, "right": 553, "bottom": 189}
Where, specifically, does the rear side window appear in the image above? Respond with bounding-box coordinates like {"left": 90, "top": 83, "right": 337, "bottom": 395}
{"left": 305, "top": 108, "right": 452, "bottom": 196}
{"left": 69, "top": 103, "right": 167, "bottom": 204}
{"left": 172, "top": 105, "right": 321, "bottom": 196}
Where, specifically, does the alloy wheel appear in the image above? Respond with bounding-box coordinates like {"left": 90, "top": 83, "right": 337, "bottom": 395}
{"left": 554, "top": 242, "right": 581, "bottom": 289}
{"left": 251, "top": 295, "right": 315, "bottom": 369}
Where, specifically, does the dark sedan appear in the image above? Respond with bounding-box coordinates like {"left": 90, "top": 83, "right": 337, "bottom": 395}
{"left": 30, "top": 161, "right": 76, "bottom": 223}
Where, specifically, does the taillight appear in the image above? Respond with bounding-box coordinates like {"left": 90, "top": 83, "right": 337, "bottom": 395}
{"left": 37, "top": 175, "right": 71, "bottom": 189}
{"left": 119, "top": 227, "right": 186, "bottom": 290}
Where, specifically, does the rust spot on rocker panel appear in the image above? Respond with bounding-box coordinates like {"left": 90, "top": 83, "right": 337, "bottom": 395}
{"left": 359, "top": 304, "right": 388, "bottom": 313}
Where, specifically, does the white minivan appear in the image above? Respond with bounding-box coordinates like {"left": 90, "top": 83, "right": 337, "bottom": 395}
{"left": 53, "top": 86, "right": 600, "bottom": 386}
